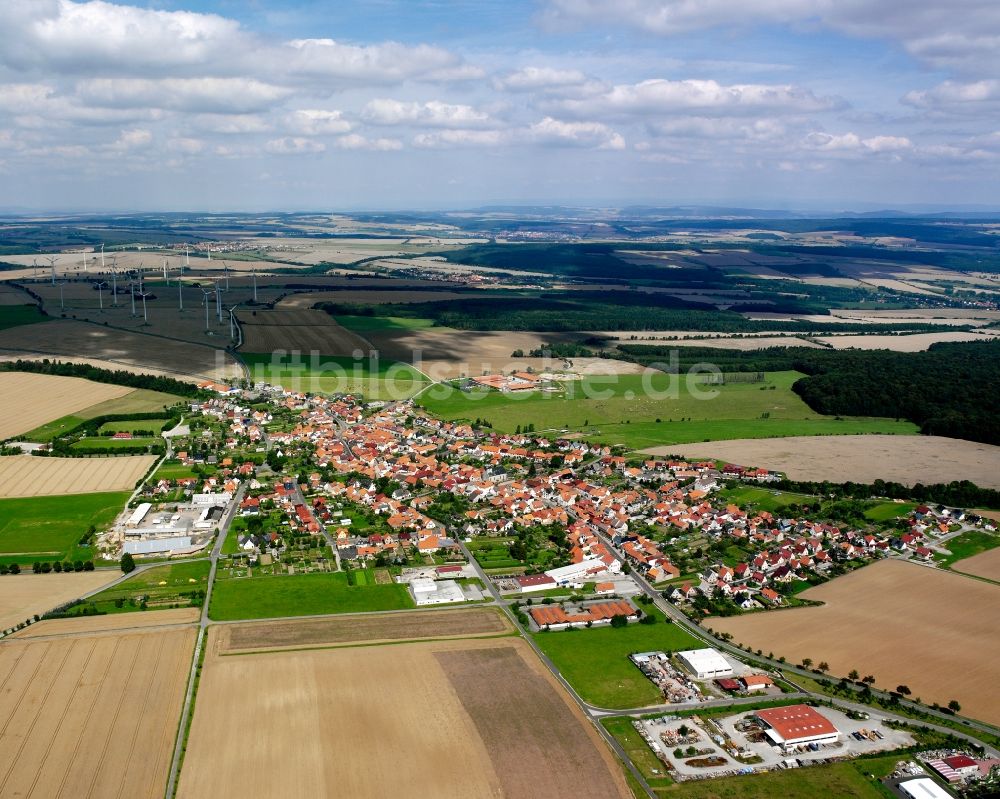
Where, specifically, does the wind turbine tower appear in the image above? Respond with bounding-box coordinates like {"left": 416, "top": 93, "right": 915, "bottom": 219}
{"left": 100, "top": 243, "right": 105, "bottom": 271}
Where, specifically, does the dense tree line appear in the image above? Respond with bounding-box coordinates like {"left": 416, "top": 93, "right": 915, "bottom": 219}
{"left": 772, "top": 478, "right": 1000, "bottom": 511}
{"left": 0, "top": 359, "right": 207, "bottom": 397}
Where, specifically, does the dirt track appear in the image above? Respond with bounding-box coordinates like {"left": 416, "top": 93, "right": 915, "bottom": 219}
{"left": 708, "top": 560, "right": 1000, "bottom": 724}
{"left": 651, "top": 434, "right": 1000, "bottom": 489}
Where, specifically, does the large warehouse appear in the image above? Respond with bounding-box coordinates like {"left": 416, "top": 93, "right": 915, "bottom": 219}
{"left": 754, "top": 705, "right": 840, "bottom": 750}
{"left": 898, "top": 777, "right": 955, "bottom": 799}
{"left": 677, "top": 648, "right": 734, "bottom": 679}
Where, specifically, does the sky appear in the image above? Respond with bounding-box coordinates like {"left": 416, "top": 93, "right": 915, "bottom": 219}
{"left": 2, "top": 0, "right": 1000, "bottom": 212}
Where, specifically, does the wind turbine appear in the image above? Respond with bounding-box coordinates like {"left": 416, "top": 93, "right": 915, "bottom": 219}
{"left": 81, "top": 251, "right": 88, "bottom": 274}
{"left": 100, "top": 243, "right": 105, "bottom": 271}
{"left": 252, "top": 269, "right": 258, "bottom": 303}
{"left": 201, "top": 287, "right": 215, "bottom": 332}
{"left": 130, "top": 280, "right": 136, "bottom": 317}
{"left": 94, "top": 280, "right": 107, "bottom": 310}
{"left": 110, "top": 255, "right": 119, "bottom": 306}
{"left": 137, "top": 289, "right": 151, "bottom": 323}
{"left": 185, "top": 245, "right": 190, "bottom": 268}
{"left": 223, "top": 261, "right": 230, "bottom": 291}
{"left": 227, "top": 304, "right": 239, "bottom": 340}
{"left": 214, "top": 279, "right": 223, "bottom": 323}
{"left": 32, "top": 258, "right": 38, "bottom": 280}
{"left": 162, "top": 258, "right": 168, "bottom": 281}
{"left": 178, "top": 280, "right": 184, "bottom": 311}
{"left": 45, "top": 256, "right": 57, "bottom": 285}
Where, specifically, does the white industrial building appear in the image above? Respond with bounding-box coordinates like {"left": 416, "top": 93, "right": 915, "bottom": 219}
{"left": 126, "top": 503, "right": 152, "bottom": 528}
{"left": 898, "top": 777, "right": 954, "bottom": 799}
{"left": 410, "top": 578, "right": 466, "bottom": 606}
{"left": 123, "top": 536, "right": 193, "bottom": 555}
{"left": 677, "top": 648, "right": 734, "bottom": 679}
{"left": 544, "top": 557, "right": 612, "bottom": 586}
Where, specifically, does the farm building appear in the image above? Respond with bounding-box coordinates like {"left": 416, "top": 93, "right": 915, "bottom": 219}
{"left": 754, "top": 705, "right": 840, "bottom": 750}
{"left": 741, "top": 675, "right": 774, "bottom": 693}
{"left": 898, "top": 777, "right": 955, "bottom": 799}
{"left": 409, "top": 578, "right": 465, "bottom": 606}
{"left": 515, "top": 574, "right": 557, "bottom": 593}
{"left": 677, "top": 648, "right": 734, "bottom": 679}
{"left": 529, "top": 599, "right": 638, "bottom": 630}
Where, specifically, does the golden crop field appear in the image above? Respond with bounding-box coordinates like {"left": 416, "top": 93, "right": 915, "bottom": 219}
{"left": 708, "top": 560, "right": 1000, "bottom": 724}
{"left": 179, "top": 636, "right": 629, "bottom": 799}
{"left": 0, "top": 454, "right": 156, "bottom": 498}
{"left": 0, "top": 572, "right": 118, "bottom": 633}
{"left": 0, "top": 626, "right": 195, "bottom": 798}
{"left": 657, "top": 434, "right": 1000, "bottom": 489}
{"left": 0, "top": 372, "right": 131, "bottom": 440}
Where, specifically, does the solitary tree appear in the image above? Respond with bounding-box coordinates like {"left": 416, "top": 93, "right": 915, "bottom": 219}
{"left": 848, "top": 669, "right": 860, "bottom": 681}
{"left": 896, "top": 685, "right": 911, "bottom": 697}
{"left": 817, "top": 662, "right": 830, "bottom": 674}
{"left": 862, "top": 675, "right": 876, "bottom": 685}
{"left": 120, "top": 552, "right": 136, "bottom": 574}
{"left": 801, "top": 658, "right": 813, "bottom": 669}
{"left": 948, "top": 700, "right": 962, "bottom": 713}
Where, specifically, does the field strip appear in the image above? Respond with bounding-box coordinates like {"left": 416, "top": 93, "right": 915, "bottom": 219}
{"left": 0, "top": 372, "right": 132, "bottom": 440}
{"left": 11, "top": 607, "right": 201, "bottom": 639}
{"left": 217, "top": 606, "right": 513, "bottom": 654}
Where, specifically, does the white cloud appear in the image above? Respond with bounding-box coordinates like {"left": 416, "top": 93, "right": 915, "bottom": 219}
{"left": 544, "top": 0, "right": 1000, "bottom": 74}
{"left": 527, "top": 117, "right": 625, "bottom": 149}
{"left": 264, "top": 136, "right": 325, "bottom": 155}
{"left": 75, "top": 78, "right": 292, "bottom": 114}
{"left": 109, "top": 127, "right": 152, "bottom": 151}
{"left": 493, "top": 66, "right": 589, "bottom": 92}
{"left": 333, "top": 134, "right": 403, "bottom": 151}
{"left": 287, "top": 109, "right": 352, "bottom": 135}
{"left": 903, "top": 80, "right": 1000, "bottom": 113}
{"left": 553, "top": 78, "right": 841, "bottom": 118}
{"left": 166, "top": 136, "right": 204, "bottom": 154}
{"left": 649, "top": 117, "right": 788, "bottom": 140}
{"left": 362, "top": 99, "right": 491, "bottom": 127}
{"left": 413, "top": 129, "right": 508, "bottom": 148}
{"left": 803, "top": 131, "right": 913, "bottom": 153}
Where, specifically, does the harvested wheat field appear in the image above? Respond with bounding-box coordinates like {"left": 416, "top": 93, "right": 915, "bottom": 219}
{"left": 178, "top": 636, "right": 629, "bottom": 799}
{"left": 0, "top": 572, "right": 118, "bottom": 633}
{"left": 708, "top": 560, "right": 1000, "bottom": 724}
{"left": 0, "top": 320, "right": 239, "bottom": 381}
{"left": 12, "top": 607, "right": 200, "bottom": 639}
{"left": 0, "top": 626, "right": 194, "bottom": 797}
{"left": 218, "top": 606, "right": 511, "bottom": 653}
{"left": 652, "top": 434, "right": 1000, "bottom": 489}
{"left": 816, "top": 330, "right": 999, "bottom": 351}
{"left": 0, "top": 372, "right": 131, "bottom": 440}
{"left": 0, "top": 454, "right": 156, "bottom": 498}
{"left": 953, "top": 548, "right": 1000, "bottom": 582}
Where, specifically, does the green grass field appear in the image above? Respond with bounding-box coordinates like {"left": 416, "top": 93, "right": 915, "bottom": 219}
{"left": 718, "top": 486, "right": 818, "bottom": 512}
{"left": 334, "top": 315, "right": 434, "bottom": 332}
{"left": 153, "top": 459, "right": 205, "bottom": 481}
{"left": 0, "top": 491, "right": 129, "bottom": 564}
{"left": 24, "top": 388, "right": 183, "bottom": 442}
{"left": 863, "top": 501, "right": 917, "bottom": 522}
{"left": 0, "top": 304, "right": 46, "bottom": 331}
{"left": 419, "top": 371, "right": 917, "bottom": 447}
{"left": 97, "top": 418, "right": 170, "bottom": 434}
{"left": 241, "top": 352, "right": 429, "bottom": 399}
{"left": 937, "top": 530, "right": 1000, "bottom": 569}
{"left": 70, "top": 436, "right": 161, "bottom": 450}
{"left": 664, "top": 760, "right": 890, "bottom": 799}
{"left": 531, "top": 610, "right": 702, "bottom": 708}
{"left": 209, "top": 571, "right": 415, "bottom": 620}
{"left": 74, "top": 560, "right": 211, "bottom": 614}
